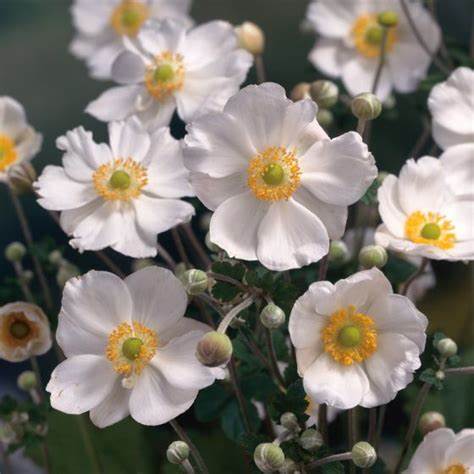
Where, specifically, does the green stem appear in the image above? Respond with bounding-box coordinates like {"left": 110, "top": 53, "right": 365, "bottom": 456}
{"left": 76, "top": 415, "right": 103, "bottom": 474}
{"left": 228, "top": 357, "right": 253, "bottom": 434}
{"left": 264, "top": 328, "right": 286, "bottom": 389}
{"left": 306, "top": 452, "right": 352, "bottom": 470}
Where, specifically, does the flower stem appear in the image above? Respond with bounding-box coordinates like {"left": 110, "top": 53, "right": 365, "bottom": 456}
{"left": 399, "top": 258, "right": 428, "bottom": 296}
{"left": 76, "top": 415, "right": 103, "bottom": 474}
{"left": 318, "top": 253, "right": 329, "bottom": 281}
{"left": 254, "top": 55, "right": 267, "bottom": 83}
{"left": 182, "top": 459, "right": 196, "bottom": 474}
{"left": 95, "top": 251, "right": 126, "bottom": 278}
{"left": 264, "top": 328, "right": 286, "bottom": 389}
{"left": 318, "top": 404, "right": 329, "bottom": 445}
{"left": 228, "top": 357, "right": 253, "bottom": 434}
{"left": 445, "top": 366, "right": 474, "bottom": 376}
{"left": 208, "top": 272, "right": 248, "bottom": 292}
{"left": 374, "top": 405, "right": 386, "bottom": 451}
{"left": 217, "top": 297, "right": 254, "bottom": 333}
{"left": 180, "top": 223, "right": 212, "bottom": 269}
{"left": 156, "top": 242, "right": 177, "bottom": 269}
{"left": 347, "top": 409, "right": 357, "bottom": 474}
{"left": 306, "top": 452, "right": 353, "bottom": 469}
{"left": 371, "top": 28, "right": 389, "bottom": 96}
{"left": 172, "top": 227, "right": 191, "bottom": 267}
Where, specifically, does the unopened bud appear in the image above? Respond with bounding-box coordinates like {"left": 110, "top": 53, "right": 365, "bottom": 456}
{"left": 17, "top": 371, "right": 37, "bottom": 392}
{"left": 48, "top": 250, "right": 63, "bottom": 266}
{"left": 435, "top": 370, "right": 445, "bottom": 381}
{"left": 131, "top": 258, "right": 154, "bottom": 272}
{"left": 378, "top": 11, "right": 399, "bottom": 28}
{"left": 196, "top": 331, "right": 233, "bottom": 367}
{"left": 235, "top": 22, "right": 265, "bottom": 55}
{"left": 351, "top": 441, "right": 377, "bottom": 468}
{"left": 351, "top": 93, "right": 382, "bottom": 121}
{"left": 359, "top": 245, "right": 388, "bottom": 269}
{"left": 5, "top": 242, "right": 26, "bottom": 262}
{"left": 260, "top": 303, "right": 285, "bottom": 329}
{"left": 180, "top": 269, "right": 209, "bottom": 295}
{"left": 279, "top": 458, "right": 299, "bottom": 474}
{"left": 419, "top": 411, "right": 446, "bottom": 435}
{"left": 316, "top": 109, "right": 334, "bottom": 128}
{"left": 254, "top": 443, "right": 285, "bottom": 473}
{"left": 56, "top": 262, "right": 81, "bottom": 288}
{"left": 8, "top": 163, "right": 36, "bottom": 195}
{"left": 173, "top": 262, "right": 187, "bottom": 280}
{"left": 21, "top": 270, "right": 34, "bottom": 283}
{"left": 298, "top": 429, "right": 323, "bottom": 452}
{"left": 310, "top": 80, "right": 339, "bottom": 108}
{"left": 280, "top": 412, "right": 300, "bottom": 433}
{"left": 329, "top": 240, "right": 349, "bottom": 267}
{"left": 436, "top": 338, "right": 458, "bottom": 358}
{"left": 166, "top": 440, "right": 190, "bottom": 464}
{"left": 205, "top": 232, "right": 221, "bottom": 253}
{"left": 0, "top": 423, "right": 17, "bottom": 444}
{"left": 290, "top": 82, "right": 310, "bottom": 102}
{"left": 199, "top": 212, "right": 212, "bottom": 231}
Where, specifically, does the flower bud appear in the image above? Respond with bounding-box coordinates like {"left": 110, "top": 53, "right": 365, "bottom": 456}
{"left": 378, "top": 11, "right": 399, "bottom": 28}
{"left": 351, "top": 441, "right": 377, "bottom": 468}
{"left": 329, "top": 240, "right": 349, "bottom": 267}
{"left": 166, "top": 440, "right": 190, "bottom": 464}
{"left": 5, "top": 242, "right": 26, "bottom": 262}
{"left": 436, "top": 338, "right": 458, "bottom": 358}
{"left": 205, "top": 232, "right": 221, "bottom": 253}
{"left": 180, "top": 269, "right": 209, "bottom": 295}
{"left": 8, "top": 163, "right": 36, "bottom": 195}
{"left": 196, "top": 331, "right": 233, "bottom": 367}
{"left": 56, "top": 262, "right": 81, "bottom": 289}
{"left": 21, "top": 270, "right": 34, "bottom": 283}
{"left": 17, "top": 370, "right": 37, "bottom": 392}
{"left": 298, "top": 429, "right": 323, "bottom": 452}
{"left": 0, "top": 423, "right": 18, "bottom": 445}
{"left": 235, "top": 22, "right": 265, "bottom": 55}
{"left": 254, "top": 443, "right": 285, "bottom": 473}
{"left": 358, "top": 245, "right": 388, "bottom": 269}
{"left": 199, "top": 212, "right": 212, "bottom": 231}
{"left": 316, "top": 109, "right": 334, "bottom": 129}
{"left": 48, "top": 250, "right": 64, "bottom": 266}
{"left": 280, "top": 412, "right": 300, "bottom": 433}
{"left": 419, "top": 411, "right": 446, "bottom": 435}
{"left": 290, "top": 82, "right": 310, "bottom": 102}
{"left": 309, "top": 80, "right": 339, "bottom": 108}
{"left": 279, "top": 458, "right": 299, "bottom": 474}
{"left": 260, "top": 303, "right": 285, "bottom": 329}
{"left": 435, "top": 370, "right": 445, "bottom": 381}
{"left": 351, "top": 93, "right": 382, "bottom": 121}
{"left": 173, "top": 262, "right": 187, "bottom": 280}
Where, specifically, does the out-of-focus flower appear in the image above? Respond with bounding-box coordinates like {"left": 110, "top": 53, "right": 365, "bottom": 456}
{"left": 87, "top": 20, "right": 253, "bottom": 128}
{"left": 0, "top": 97, "right": 42, "bottom": 182}
{"left": 35, "top": 118, "right": 194, "bottom": 258}
{"left": 70, "top": 0, "right": 193, "bottom": 80}
{"left": 289, "top": 268, "right": 427, "bottom": 409}
{"left": 375, "top": 157, "right": 474, "bottom": 261}
{"left": 428, "top": 67, "right": 474, "bottom": 150}
{"left": 0, "top": 302, "right": 52, "bottom": 363}
{"left": 47, "top": 267, "right": 223, "bottom": 427}
{"left": 404, "top": 428, "right": 474, "bottom": 474}
{"left": 184, "top": 83, "right": 377, "bottom": 271}
{"left": 305, "top": 0, "right": 440, "bottom": 101}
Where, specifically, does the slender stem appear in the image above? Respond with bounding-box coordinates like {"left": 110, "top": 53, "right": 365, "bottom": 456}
{"left": 356, "top": 118, "right": 368, "bottom": 137}
{"left": 170, "top": 419, "right": 210, "bottom": 474}
{"left": 238, "top": 330, "right": 273, "bottom": 373}
{"left": 409, "top": 118, "right": 432, "bottom": 159}
{"left": 180, "top": 224, "right": 212, "bottom": 269}
{"left": 306, "top": 452, "right": 352, "bottom": 469}
{"left": 374, "top": 405, "right": 386, "bottom": 451}
{"left": 254, "top": 55, "right": 266, "bottom": 83}
{"left": 371, "top": 27, "right": 389, "bottom": 96}
{"left": 428, "top": 1, "right": 455, "bottom": 69}
{"left": 195, "top": 293, "right": 225, "bottom": 317}
{"left": 471, "top": 4, "right": 474, "bottom": 60}
{"left": 208, "top": 272, "right": 248, "bottom": 292}
{"left": 318, "top": 404, "right": 329, "bottom": 445}
{"left": 318, "top": 253, "right": 329, "bottom": 281}
{"left": 348, "top": 409, "right": 357, "bottom": 474}
{"left": 95, "top": 251, "right": 126, "bottom": 278}
{"left": 76, "top": 415, "right": 103, "bottom": 474}
{"left": 12, "top": 261, "right": 34, "bottom": 303}
{"left": 445, "top": 366, "right": 474, "bottom": 376}
{"left": 367, "top": 408, "right": 377, "bottom": 445}
{"left": 228, "top": 357, "right": 253, "bottom": 434}
{"left": 193, "top": 298, "right": 216, "bottom": 328}
{"left": 400, "top": 258, "right": 428, "bottom": 296}
{"left": 29, "top": 356, "right": 45, "bottom": 403}
{"left": 156, "top": 242, "right": 176, "bottom": 269}
{"left": 172, "top": 227, "right": 191, "bottom": 267}
{"left": 181, "top": 459, "right": 196, "bottom": 474}
{"left": 217, "top": 297, "right": 253, "bottom": 333}
{"left": 264, "top": 328, "right": 286, "bottom": 388}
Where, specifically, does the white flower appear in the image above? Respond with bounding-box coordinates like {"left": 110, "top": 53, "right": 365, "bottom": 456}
{"left": 184, "top": 83, "right": 377, "bottom": 271}
{"left": 428, "top": 67, "right": 474, "bottom": 150}
{"left": 0, "top": 302, "right": 52, "bottom": 363}
{"left": 70, "top": 0, "right": 193, "bottom": 80}
{"left": 439, "top": 142, "right": 474, "bottom": 200}
{"left": 47, "top": 267, "right": 222, "bottom": 427}
{"left": 404, "top": 428, "right": 474, "bottom": 474}
{"left": 289, "top": 268, "right": 427, "bottom": 409}
{"left": 375, "top": 157, "right": 474, "bottom": 261}
{"left": 35, "top": 117, "right": 194, "bottom": 258}
{"left": 305, "top": 395, "right": 339, "bottom": 428}
{"left": 86, "top": 19, "right": 253, "bottom": 128}
{"left": 0, "top": 97, "right": 42, "bottom": 182}
{"left": 305, "top": 0, "right": 441, "bottom": 101}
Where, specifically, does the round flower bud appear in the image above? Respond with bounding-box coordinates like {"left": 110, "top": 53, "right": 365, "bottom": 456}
{"left": 329, "top": 240, "right": 349, "bottom": 267}
{"left": 358, "top": 245, "right": 388, "bottom": 269}
{"left": 419, "top": 411, "right": 446, "bottom": 435}
{"left": 8, "top": 163, "right": 36, "bottom": 195}
{"left": 316, "top": 109, "right": 334, "bottom": 128}
{"left": 351, "top": 93, "right": 382, "bottom": 121}
{"left": 260, "top": 303, "right": 285, "bottom": 329}
{"left": 290, "top": 82, "right": 310, "bottom": 102}
{"left": 199, "top": 212, "right": 212, "bottom": 231}
{"left": 196, "top": 331, "right": 233, "bottom": 367}
{"left": 17, "top": 370, "right": 37, "bottom": 392}
{"left": 378, "top": 11, "right": 399, "bottom": 28}
{"left": 279, "top": 458, "right": 299, "bottom": 474}
{"left": 280, "top": 412, "right": 300, "bottom": 433}
{"left": 56, "top": 262, "right": 81, "bottom": 289}
{"left": 351, "top": 441, "right": 377, "bottom": 468}
{"left": 435, "top": 370, "right": 445, "bottom": 381}
{"left": 309, "top": 80, "right": 339, "bottom": 108}
{"left": 48, "top": 250, "right": 63, "bottom": 266}
{"left": 5, "top": 242, "right": 26, "bottom": 262}
{"left": 205, "top": 232, "right": 221, "bottom": 253}
{"left": 180, "top": 269, "right": 209, "bottom": 295}
{"left": 298, "top": 429, "right": 323, "bottom": 452}
{"left": 235, "top": 22, "right": 265, "bottom": 55}
{"left": 166, "top": 440, "right": 190, "bottom": 464}
{"left": 254, "top": 443, "right": 285, "bottom": 473}
{"left": 436, "top": 338, "right": 458, "bottom": 358}
{"left": 21, "top": 270, "right": 34, "bottom": 283}
{"left": 173, "top": 262, "right": 187, "bottom": 280}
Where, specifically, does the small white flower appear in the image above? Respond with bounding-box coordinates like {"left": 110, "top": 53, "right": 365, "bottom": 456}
{"left": 0, "top": 302, "right": 52, "bottom": 363}
{"left": 305, "top": 0, "right": 441, "bottom": 101}
{"left": 404, "top": 428, "right": 474, "bottom": 474}
{"left": 375, "top": 157, "right": 474, "bottom": 261}
{"left": 0, "top": 97, "right": 42, "bottom": 182}
{"left": 35, "top": 117, "right": 194, "bottom": 258}
{"left": 184, "top": 83, "right": 377, "bottom": 271}
{"left": 47, "top": 267, "right": 222, "bottom": 428}
{"left": 86, "top": 19, "right": 253, "bottom": 128}
{"left": 70, "top": 0, "right": 193, "bottom": 80}
{"left": 428, "top": 67, "right": 474, "bottom": 150}
{"left": 289, "top": 268, "right": 427, "bottom": 409}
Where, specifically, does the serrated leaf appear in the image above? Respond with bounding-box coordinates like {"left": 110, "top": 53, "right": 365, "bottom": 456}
{"left": 212, "top": 261, "right": 246, "bottom": 281}
{"left": 211, "top": 281, "right": 241, "bottom": 302}
{"left": 322, "top": 462, "right": 345, "bottom": 473}
{"left": 239, "top": 432, "right": 268, "bottom": 454}
{"left": 241, "top": 373, "right": 278, "bottom": 401}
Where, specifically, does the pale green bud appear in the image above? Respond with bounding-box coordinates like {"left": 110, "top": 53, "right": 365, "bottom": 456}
{"left": 435, "top": 370, "right": 445, "bottom": 381}
{"left": 254, "top": 443, "right": 285, "bottom": 473}
{"left": 180, "top": 269, "right": 209, "bottom": 295}
{"left": 56, "top": 262, "right": 81, "bottom": 288}
{"left": 17, "top": 371, "right": 37, "bottom": 392}
{"left": 299, "top": 429, "right": 323, "bottom": 452}
{"left": 436, "top": 338, "right": 458, "bottom": 358}
{"left": 166, "top": 440, "right": 190, "bottom": 464}
{"left": 21, "top": 270, "right": 34, "bottom": 283}
{"left": 280, "top": 412, "right": 300, "bottom": 433}
{"left": 260, "top": 303, "right": 285, "bottom": 329}
{"left": 235, "top": 22, "right": 265, "bottom": 55}
{"left": 290, "top": 82, "right": 310, "bottom": 102}
{"left": 351, "top": 441, "right": 377, "bottom": 468}
{"left": 419, "top": 411, "right": 446, "bottom": 435}
{"left": 358, "top": 245, "right": 388, "bottom": 269}
{"left": 329, "top": 240, "right": 349, "bottom": 267}
{"left": 48, "top": 250, "right": 63, "bottom": 266}
{"left": 5, "top": 242, "right": 26, "bottom": 262}
{"left": 196, "top": 331, "right": 233, "bottom": 367}
{"left": 279, "top": 458, "right": 299, "bottom": 474}
{"left": 351, "top": 93, "right": 382, "bottom": 120}
{"left": 316, "top": 109, "right": 334, "bottom": 128}
{"left": 310, "top": 80, "right": 339, "bottom": 108}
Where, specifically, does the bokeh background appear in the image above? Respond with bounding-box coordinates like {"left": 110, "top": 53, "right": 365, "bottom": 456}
{"left": 1, "top": 1, "right": 473, "bottom": 472}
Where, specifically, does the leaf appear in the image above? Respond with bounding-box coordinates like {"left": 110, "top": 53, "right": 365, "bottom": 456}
{"left": 211, "top": 281, "right": 241, "bottom": 302}
{"left": 322, "top": 462, "right": 345, "bottom": 473}
{"left": 212, "top": 261, "right": 247, "bottom": 281}
{"left": 194, "top": 382, "right": 232, "bottom": 423}
{"left": 360, "top": 178, "right": 379, "bottom": 206}
{"left": 270, "top": 380, "right": 308, "bottom": 419}
{"left": 241, "top": 373, "right": 278, "bottom": 401}
{"left": 383, "top": 255, "right": 418, "bottom": 286}
{"left": 239, "top": 432, "right": 268, "bottom": 455}
{"left": 220, "top": 399, "right": 260, "bottom": 442}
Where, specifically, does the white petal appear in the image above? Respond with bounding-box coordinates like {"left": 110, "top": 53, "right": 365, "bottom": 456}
{"left": 89, "top": 378, "right": 130, "bottom": 428}
{"left": 138, "top": 19, "right": 186, "bottom": 56}
{"left": 136, "top": 97, "right": 176, "bottom": 129}
{"left": 108, "top": 117, "right": 151, "bottom": 162}
{"left": 111, "top": 51, "right": 146, "bottom": 85}
{"left": 87, "top": 38, "right": 124, "bottom": 81}
{"left": 442, "top": 199, "right": 474, "bottom": 241}
{"left": 308, "top": 38, "right": 350, "bottom": 78}
{"left": 71, "top": 0, "right": 114, "bottom": 36}
{"left": 377, "top": 174, "right": 406, "bottom": 238}
{"left": 14, "top": 127, "right": 42, "bottom": 163}
{"left": 440, "top": 143, "right": 474, "bottom": 199}
{"left": 306, "top": 0, "right": 357, "bottom": 38}
{"left": 59, "top": 199, "right": 103, "bottom": 235}
{"left": 296, "top": 347, "right": 321, "bottom": 377}
{"left": 444, "top": 430, "right": 474, "bottom": 467}
{"left": 0, "top": 96, "right": 27, "bottom": 140}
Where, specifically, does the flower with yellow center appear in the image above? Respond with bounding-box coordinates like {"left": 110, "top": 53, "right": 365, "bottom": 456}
{"left": 0, "top": 134, "right": 18, "bottom": 172}
{"left": 304, "top": 394, "right": 340, "bottom": 428}
{"left": 110, "top": 0, "right": 150, "bottom": 37}
{"left": 144, "top": 52, "right": 185, "bottom": 102}
{"left": 443, "top": 465, "right": 468, "bottom": 474}
{"left": 405, "top": 211, "right": 456, "bottom": 250}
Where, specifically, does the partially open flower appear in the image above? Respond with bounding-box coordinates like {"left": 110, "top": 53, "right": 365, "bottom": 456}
{"left": 0, "top": 302, "right": 52, "bottom": 362}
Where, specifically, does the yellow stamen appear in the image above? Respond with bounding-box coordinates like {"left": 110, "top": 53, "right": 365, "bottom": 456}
{"left": 321, "top": 305, "right": 377, "bottom": 366}
{"left": 93, "top": 158, "right": 148, "bottom": 201}
{"left": 247, "top": 146, "right": 301, "bottom": 201}
{"left": 0, "top": 134, "right": 18, "bottom": 173}
{"left": 351, "top": 14, "right": 398, "bottom": 58}
{"left": 443, "top": 464, "right": 467, "bottom": 474}
{"left": 106, "top": 321, "right": 158, "bottom": 376}
{"left": 145, "top": 51, "right": 185, "bottom": 102}
{"left": 110, "top": 0, "right": 150, "bottom": 37}
{"left": 1, "top": 311, "right": 39, "bottom": 349}
{"left": 405, "top": 211, "right": 456, "bottom": 250}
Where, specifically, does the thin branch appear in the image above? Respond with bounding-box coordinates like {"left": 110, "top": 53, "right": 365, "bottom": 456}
{"left": 306, "top": 452, "right": 352, "bottom": 470}
{"left": 228, "top": 357, "right": 253, "bottom": 434}
{"left": 409, "top": 118, "right": 432, "bottom": 159}
{"left": 172, "top": 227, "right": 191, "bottom": 267}
{"left": 371, "top": 28, "right": 389, "bottom": 95}
{"left": 348, "top": 409, "right": 357, "bottom": 474}
{"left": 264, "top": 328, "right": 286, "bottom": 389}
{"left": 445, "top": 366, "right": 474, "bottom": 376}
{"left": 208, "top": 272, "right": 248, "bottom": 292}
{"left": 255, "top": 55, "right": 267, "bottom": 83}
{"left": 374, "top": 405, "right": 386, "bottom": 451}
{"left": 217, "top": 297, "right": 254, "bottom": 334}
{"left": 95, "top": 251, "right": 126, "bottom": 278}
{"left": 180, "top": 223, "right": 212, "bottom": 269}
{"left": 156, "top": 242, "right": 176, "bottom": 270}
{"left": 400, "top": 258, "right": 429, "bottom": 296}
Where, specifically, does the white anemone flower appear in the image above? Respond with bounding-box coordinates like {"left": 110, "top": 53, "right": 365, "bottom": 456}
{"left": 289, "top": 268, "right": 427, "bottom": 409}
{"left": 86, "top": 19, "right": 253, "bottom": 128}
{"left": 440, "top": 143, "right": 474, "bottom": 200}
{"left": 0, "top": 97, "right": 42, "bottom": 182}
{"left": 35, "top": 117, "right": 194, "bottom": 258}
{"left": 70, "top": 0, "right": 193, "bottom": 80}
{"left": 305, "top": 0, "right": 441, "bottom": 101}
{"left": 47, "top": 267, "right": 223, "bottom": 427}
{"left": 404, "top": 428, "right": 474, "bottom": 474}
{"left": 184, "top": 83, "right": 377, "bottom": 271}
{"left": 0, "top": 302, "right": 52, "bottom": 363}
{"left": 428, "top": 67, "right": 474, "bottom": 150}
{"left": 375, "top": 157, "right": 474, "bottom": 261}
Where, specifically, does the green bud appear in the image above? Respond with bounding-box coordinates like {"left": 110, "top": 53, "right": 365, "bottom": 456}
{"left": 48, "top": 250, "right": 63, "bottom": 266}
{"left": 310, "top": 80, "right": 339, "bottom": 108}
{"left": 260, "top": 303, "right": 286, "bottom": 329}
{"left": 377, "top": 11, "right": 399, "bottom": 28}
{"left": 351, "top": 93, "right": 382, "bottom": 121}
{"left": 329, "top": 240, "right": 349, "bottom": 267}
{"left": 299, "top": 429, "right": 323, "bottom": 452}
{"left": 196, "top": 331, "right": 233, "bottom": 367}
{"left": 180, "top": 269, "right": 209, "bottom": 295}
{"left": 254, "top": 443, "right": 285, "bottom": 473}
{"left": 21, "top": 270, "right": 34, "bottom": 283}
{"left": 358, "top": 245, "right": 388, "bottom": 269}
{"left": 290, "top": 82, "right": 310, "bottom": 102}
{"left": 17, "top": 371, "right": 37, "bottom": 391}
{"left": 5, "top": 242, "right": 26, "bottom": 262}
{"left": 279, "top": 458, "right": 299, "bottom": 474}
{"left": 173, "top": 262, "right": 187, "bottom": 280}
{"left": 419, "top": 411, "right": 446, "bottom": 435}
{"left": 351, "top": 441, "right": 377, "bottom": 468}
{"left": 56, "top": 262, "right": 81, "bottom": 288}
{"left": 205, "top": 232, "right": 221, "bottom": 253}
{"left": 435, "top": 370, "right": 445, "bottom": 381}
{"left": 166, "top": 440, "right": 190, "bottom": 464}
{"left": 436, "top": 338, "right": 458, "bottom": 358}
{"left": 280, "top": 412, "right": 300, "bottom": 433}
{"left": 316, "top": 109, "right": 334, "bottom": 128}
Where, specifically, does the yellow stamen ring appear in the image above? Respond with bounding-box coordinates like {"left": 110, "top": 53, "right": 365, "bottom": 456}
{"left": 145, "top": 51, "right": 185, "bottom": 102}
{"left": 0, "top": 134, "right": 18, "bottom": 172}
{"left": 443, "top": 464, "right": 468, "bottom": 474}
{"left": 1, "top": 311, "right": 39, "bottom": 349}
{"left": 405, "top": 211, "right": 456, "bottom": 250}
{"left": 110, "top": 0, "right": 150, "bottom": 37}
{"left": 351, "top": 14, "right": 398, "bottom": 58}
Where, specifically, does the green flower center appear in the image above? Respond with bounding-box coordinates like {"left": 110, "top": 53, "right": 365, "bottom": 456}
{"left": 421, "top": 222, "right": 441, "bottom": 240}
{"left": 365, "top": 26, "right": 384, "bottom": 45}
{"left": 10, "top": 321, "right": 31, "bottom": 339}
{"left": 122, "top": 337, "right": 143, "bottom": 361}
{"left": 262, "top": 163, "right": 285, "bottom": 186}
{"left": 153, "top": 64, "right": 175, "bottom": 83}
{"left": 121, "top": 9, "right": 141, "bottom": 28}
{"left": 109, "top": 170, "right": 131, "bottom": 190}
{"left": 338, "top": 325, "right": 361, "bottom": 348}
